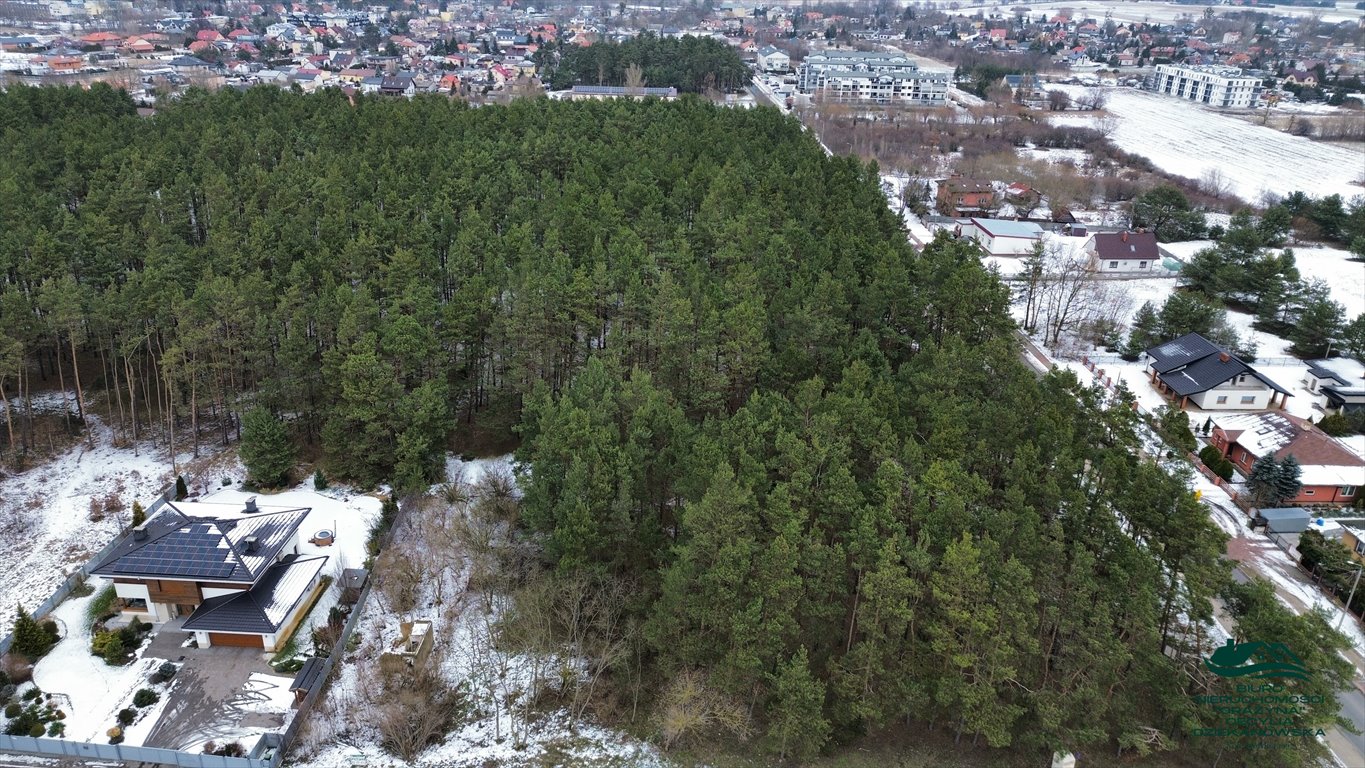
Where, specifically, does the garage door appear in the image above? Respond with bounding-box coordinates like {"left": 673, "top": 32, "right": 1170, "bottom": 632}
{"left": 208, "top": 632, "right": 264, "bottom": 648}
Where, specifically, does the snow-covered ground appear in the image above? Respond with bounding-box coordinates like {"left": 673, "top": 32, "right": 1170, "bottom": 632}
{"left": 30, "top": 584, "right": 166, "bottom": 744}
{"left": 1050, "top": 87, "right": 1365, "bottom": 202}
{"left": 0, "top": 408, "right": 177, "bottom": 636}
{"left": 1293, "top": 246, "right": 1365, "bottom": 319}
{"left": 293, "top": 453, "right": 667, "bottom": 768}
{"left": 1026, "top": 0, "right": 1365, "bottom": 25}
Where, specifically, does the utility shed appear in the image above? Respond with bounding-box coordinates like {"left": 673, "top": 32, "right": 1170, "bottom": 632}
{"left": 1256, "top": 507, "right": 1310, "bottom": 534}
{"left": 290, "top": 657, "right": 328, "bottom": 706}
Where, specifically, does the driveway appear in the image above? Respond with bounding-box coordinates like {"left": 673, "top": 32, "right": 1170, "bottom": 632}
{"left": 142, "top": 619, "right": 277, "bottom": 750}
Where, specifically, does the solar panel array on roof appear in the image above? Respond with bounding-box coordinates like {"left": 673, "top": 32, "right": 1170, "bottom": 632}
{"left": 114, "top": 524, "right": 238, "bottom": 579}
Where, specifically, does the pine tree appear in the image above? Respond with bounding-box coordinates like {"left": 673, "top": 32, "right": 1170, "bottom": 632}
{"left": 174, "top": 475, "right": 188, "bottom": 501}
{"left": 240, "top": 406, "right": 295, "bottom": 489}
{"left": 11, "top": 606, "right": 53, "bottom": 658}
{"left": 1123, "top": 301, "right": 1160, "bottom": 358}
{"left": 1273, "top": 455, "right": 1303, "bottom": 504}
{"left": 765, "top": 646, "right": 830, "bottom": 761}
{"left": 130, "top": 500, "right": 145, "bottom": 528}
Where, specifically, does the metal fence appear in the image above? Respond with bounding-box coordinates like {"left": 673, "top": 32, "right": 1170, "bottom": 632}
{"left": 278, "top": 577, "right": 376, "bottom": 750}
{"left": 0, "top": 733, "right": 279, "bottom": 768}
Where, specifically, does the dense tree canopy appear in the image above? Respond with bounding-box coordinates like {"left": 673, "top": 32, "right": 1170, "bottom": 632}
{"left": 543, "top": 33, "right": 750, "bottom": 93}
{"left": 0, "top": 85, "right": 1351, "bottom": 766}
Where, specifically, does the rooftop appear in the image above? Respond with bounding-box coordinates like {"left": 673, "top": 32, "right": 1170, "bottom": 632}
{"left": 92, "top": 502, "right": 310, "bottom": 584}
{"left": 181, "top": 554, "right": 328, "bottom": 634}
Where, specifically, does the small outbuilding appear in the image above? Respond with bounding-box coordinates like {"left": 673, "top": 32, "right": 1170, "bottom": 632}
{"left": 1253, "top": 507, "right": 1310, "bottom": 534}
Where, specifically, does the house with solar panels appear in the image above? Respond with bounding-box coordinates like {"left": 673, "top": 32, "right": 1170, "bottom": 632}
{"left": 91, "top": 497, "right": 328, "bottom": 650}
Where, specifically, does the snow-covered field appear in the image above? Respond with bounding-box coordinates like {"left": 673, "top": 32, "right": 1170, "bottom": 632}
{"left": 1050, "top": 88, "right": 1365, "bottom": 202}
{"left": 1294, "top": 246, "right": 1365, "bottom": 319}
{"left": 0, "top": 409, "right": 177, "bottom": 636}
{"left": 1024, "top": 0, "right": 1365, "bottom": 24}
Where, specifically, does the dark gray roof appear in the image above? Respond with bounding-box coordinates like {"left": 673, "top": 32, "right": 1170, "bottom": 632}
{"left": 1257, "top": 507, "right": 1308, "bottom": 521}
{"left": 341, "top": 568, "right": 368, "bottom": 591}
{"left": 1146, "top": 332, "right": 1223, "bottom": 374}
{"left": 290, "top": 657, "right": 327, "bottom": 692}
{"left": 92, "top": 505, "right": 310, "bottom": 584}
{"left": 167, "top": 55, "right": 213, "bottom": 68}
{"left": 182, "top": 555, "right": 327, "bottom": 634}
{"left": 1145, "top": 333, "right": 1289, "bottom": 397}
{"left": 1093, "top": 231, "right": 1158, "bottom": 261}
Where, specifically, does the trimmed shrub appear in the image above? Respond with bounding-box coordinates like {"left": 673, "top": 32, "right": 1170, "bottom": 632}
{"left": 27, "top": 723, "right": 43, "bottom": 737}
{"left": 0, "top": 684, "right": 15, "bottom": 701}
{"left": 175, "top": 475, "right": 188, "bottom": 500}
{"left": 46, "top": 721, "right": 64, "bottom": 737}
{"left": 314, "top": 468, "right": 328, "bottom": 490}
{"left": 133, "top": 689, "right": 159, "bottom": 707}
{"left": 4, "top": 703, "right": 21, "bottom": 718}
{"left": 116, "top": 708, "right": 135, "bottom": 726}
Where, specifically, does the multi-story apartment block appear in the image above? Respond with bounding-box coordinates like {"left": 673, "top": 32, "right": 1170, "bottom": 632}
{"left": 1149, "top": 64, "right": 1260, "bottom": 108}
{"left": 797, "top": 51, "right": 949, "bottom": 106}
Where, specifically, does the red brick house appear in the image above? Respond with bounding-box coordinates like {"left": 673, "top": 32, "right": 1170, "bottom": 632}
{"left": 935, "top": 174, "right": 996, "bottom": 216}
{"left": 1208, "top": 412, "right": 1365, "bottom": 505}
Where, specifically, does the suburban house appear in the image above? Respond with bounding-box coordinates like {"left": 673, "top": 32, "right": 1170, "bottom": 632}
{"left": 756, "top": 45, "right": 790, "bottom": 72}
{"left": 959, "top": 217, "right": 1043, "bottom": 256}
{"left": 935, "top": 174, "right": 995, "bottom": 216}
{"left": 1208, "top": 411, "right": 1365, "bottom": 505}
{"left": 1343, "top": 525, "right": 1365, "bottom": 564}
{"left": 1303, "top": 358, "right": 1365, "bottom": 415}
{"left": 1144, "top": 333, "right": 1292, "bottom": 411}
{"left": 1087, "top": 230, "right": 1160, "bottom": 274}
{"left": 92, "top": 499, "right": 328, "bottom": 650}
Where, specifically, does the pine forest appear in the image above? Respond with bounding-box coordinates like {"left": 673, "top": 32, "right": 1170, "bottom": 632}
{"left": 0, "top": 86, "right": 1353, "bottom": 767}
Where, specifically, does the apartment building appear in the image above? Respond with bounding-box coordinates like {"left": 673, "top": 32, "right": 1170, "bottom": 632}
{"left": 1149, "top": 63, "right": 1260, "bottom": 108}
{"left": 797, "top": 50, "right": 949, "bottom": 106}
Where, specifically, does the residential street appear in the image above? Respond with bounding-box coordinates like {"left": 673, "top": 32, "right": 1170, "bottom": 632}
{"left": 1011, "top": 333, "right": 1365, "bottom": 768}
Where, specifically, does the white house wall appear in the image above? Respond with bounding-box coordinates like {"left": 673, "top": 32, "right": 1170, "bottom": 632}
{"left": 114, "top": 582, "right": 150, "bottom": 602}
{"left": 983, "top": 235, "right": 1040, "bottom": 256}
{"left": 1095, "top": 258, "right": 1153, "bottom": 273}
{"left": 201, "top": 586, "right": 247, "bottom": 599}
{"left": 1191, "top": 384, "right": 1272, "bottom": 410}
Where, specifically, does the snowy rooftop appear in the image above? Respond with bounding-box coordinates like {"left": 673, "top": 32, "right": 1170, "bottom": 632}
{"left": 182, "top": 554, "right": 328, "bottom": 634}
{"left": 1306, "top": 357, "right": 1365, "bottom": 392}
{"left": 1212, "top": 411, "right": 1365, "bottom": 486}
{"left": 92, "top": 504, "right": 309, "bottom": 584}
{"left": 970, "top": 217, "right": 1044, "bottom": 239}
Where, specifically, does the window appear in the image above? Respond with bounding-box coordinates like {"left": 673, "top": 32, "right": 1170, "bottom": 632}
{"left": 1303, "top": 490, "right": 1314, "bottom": 496}
{"left": 1109, "top": 261, "right": 1118, "bottom": 269}
{"left": 1216, "top": 396, "right": 1228, "bottom": 404}
{"left": 1139, "top": 261, "right": 1148, "bottom": 269}
{"left": 1356, "top": 539, "right": 1365, "bottom": 555}
{"left": 1343, "top": 486, "right": 1358, "bottom": 497}
{"left": 120, "top": 597, "right": 148, "bottom": 611}
{"left": 1240, "top": 395, "right": 1256, "bottom": 404}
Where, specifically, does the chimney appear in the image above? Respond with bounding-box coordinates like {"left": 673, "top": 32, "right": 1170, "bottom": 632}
{"left": 1121, "top": 231, "right": 1128, "bottom": 242}
{"left": 243, "top": 536, "right": 260, "bottom": 554}
{"left": 133, "top": 526, "right": 150, "bottom": 542}
{"left": 244, "top": 497, "right": 258, "bottom": 514}
{"left": 1218, "top": 352, "right": 1231, "bottom": 363}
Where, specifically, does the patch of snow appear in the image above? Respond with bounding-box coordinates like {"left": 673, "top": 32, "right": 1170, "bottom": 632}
{"left": 0, "top": 410, "right": 177, "bottom": 635}
{"left": 1293, "top": 246, "right": 1365, "bottom": 318}
{"left": 445, "top": 454, "right": 517, "bottom": 490}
